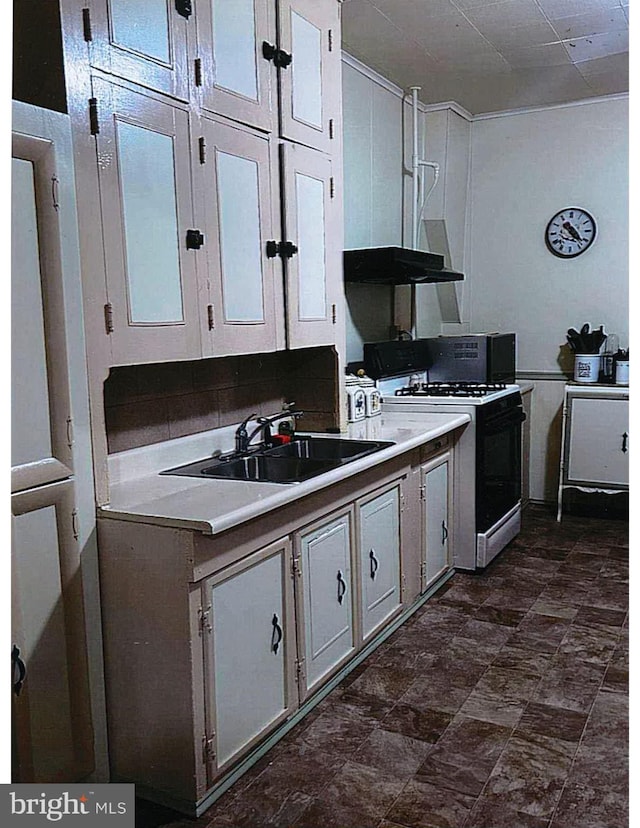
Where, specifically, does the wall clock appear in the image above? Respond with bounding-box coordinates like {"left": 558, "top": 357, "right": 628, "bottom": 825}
{"left": 545, "top": 207, "right": 596, "bottom": 258}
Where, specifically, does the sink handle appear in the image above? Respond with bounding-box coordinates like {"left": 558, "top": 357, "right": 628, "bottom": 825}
{"left": 337, "top": 570, "right": 347, "bottom": 605}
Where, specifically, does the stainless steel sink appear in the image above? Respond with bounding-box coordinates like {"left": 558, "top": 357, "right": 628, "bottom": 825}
{"left": 160, "top": 437, "right": 395, "bottom": 483}
{"left": 264, "top": 436, "right": 395, "bottom": 462}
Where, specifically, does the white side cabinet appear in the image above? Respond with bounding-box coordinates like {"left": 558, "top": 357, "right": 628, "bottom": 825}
{"left": 421, "top": 451, "right": 452, "bottom": 589}
{"left": 557, "top": 384, "right": 629, "bottom": 520}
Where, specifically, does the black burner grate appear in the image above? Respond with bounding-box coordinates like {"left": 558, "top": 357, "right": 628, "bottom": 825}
{"left": 395, "top": 381, "right": 508, "bottom": 398}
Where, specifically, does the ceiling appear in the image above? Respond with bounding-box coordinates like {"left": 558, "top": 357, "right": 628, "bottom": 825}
{"left": 340, "top": 0, "right": 629, "bottom": 115}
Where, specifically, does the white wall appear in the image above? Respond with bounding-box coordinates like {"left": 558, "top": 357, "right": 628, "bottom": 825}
{"left": 468, "top": 96, "right": 628, "bottom": 501}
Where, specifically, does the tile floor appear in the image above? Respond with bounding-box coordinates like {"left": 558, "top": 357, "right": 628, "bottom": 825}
{"left": 137, "top": 505, "right": 629, "bottom": 828}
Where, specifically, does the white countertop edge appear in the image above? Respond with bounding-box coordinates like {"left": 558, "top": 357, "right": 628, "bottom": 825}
{"left": 99, "top": 412, "right": 471, "bottom": 536}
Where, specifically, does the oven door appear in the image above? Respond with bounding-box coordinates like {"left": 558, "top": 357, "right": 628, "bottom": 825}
{"left": 475, "top": 394, "right": 525, "bottom": 533}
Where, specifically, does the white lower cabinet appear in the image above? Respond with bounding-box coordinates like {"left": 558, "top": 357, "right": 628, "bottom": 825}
{"left": 421, "top": 452, "right": 452, "bottom": 589}
{"left": 203, "top": 538, "right": 297, "bottom": 775}
{"left": 294, "top": 508, "right": 355, "bottom": 697}
{"left": 357, "top": 484, "right": 402, "bottom": 642}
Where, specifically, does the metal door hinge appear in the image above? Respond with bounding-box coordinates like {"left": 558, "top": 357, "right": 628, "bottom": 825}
{"left": 419, "top": 484, "right": 426, "bottom": 501}
{"left": 89, "top": 98, "right": 99, "bottom": 135}
{"left": 207, "top": 304, "right": 215, "bottom": 330}
{"left": 199, "top": 604, "right": 212, "bottom": 635}
{"left": 66, "top": 416, "right": 74, "bottom": 449}
{"left": 104, "top": 302, "right": 114, "bottom": 334}
{"left": 328, "top": 29, "right": 334, "bottom": 52}
{"left": 194, "top": 58, "right": 203, "bottom": 86}
{"left": 175, "top": 0, "right": 193, "bottom": 20}
{"left": 331, "top": 304, "right": 337, "bottom": 324}
{"left": 202, "top": 733, "right": 215, "bottom": 764}
{"left": 400, "top": 492, "right": 405, "bottom": 512}
{"left": 291, "top": 555, "right": 301, "bottom": 579}
{"left": 186, "top": 229, "right": 205, "bottom": 249}
{"left": 82, "top": 8, "right": 92, "bottom": 42}
{"left": 420, "top": 560, "right": 426, "bottom": 581}
{"left": 198, "top": 136, "right": 206, "bottom": 164}
{"left": 329, "top": 118, "right": 334, "bottom": 139}
{"left": 295, "top": 658, "right": 306, "bottom": 684}
{"left": 330, "top": 177, "right": 335, "bottom": 199}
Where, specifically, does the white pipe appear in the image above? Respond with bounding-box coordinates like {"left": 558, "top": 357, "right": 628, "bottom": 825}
{"left": 410, "top": 86, "right": 420, "bottom": 249}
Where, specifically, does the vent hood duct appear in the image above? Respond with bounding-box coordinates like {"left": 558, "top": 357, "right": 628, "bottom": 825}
{"left": 343, "top": 246, "right": 464, "bottom": 285}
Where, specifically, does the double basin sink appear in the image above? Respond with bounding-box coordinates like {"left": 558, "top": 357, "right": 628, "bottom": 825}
{"left": 161, "top": 436, "right": 395, "bottom": 484}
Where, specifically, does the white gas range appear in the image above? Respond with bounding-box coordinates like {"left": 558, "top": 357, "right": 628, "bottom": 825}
{"left": 364, "top": 344, "right": 525, "bottom": 571}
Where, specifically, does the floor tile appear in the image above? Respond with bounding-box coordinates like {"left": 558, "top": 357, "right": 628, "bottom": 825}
{"left": 515, "top": 701, "right": 588, "bottom": 743}
{"left": 557, "top": 622, "right": 619, "bottom": 665}
{"left": 492, "top": 643, "right": 553, "bottom": 676}
{"left": 459, "top": 666, "right": 540, "bottom": 727}
{"left": 483, "top": 732, "right": 577, "bottom": 818}
{"left": 464, "top": 795, "right": 551, "bottom": 828}
{"left": 347, "top": 663, "right": 417, "bottom": 702}
{"left": 415, "top": 715, "right": 512, "bottom": 797}
{"left": 549, "top": 781, "right": 628, "bottom": 828}
{"left": 572, "top": 605, "right": 627, "bottom": 628}
{"left": 386, "top": 778, "right": 475, "bottom": 828}
{"left": 353, "top": 727, "right": 432, "bottom": 779}
{"left": 381, "top": 701, "right": 453, "bottom": 744}
{"left": 532, "top": 654, "right": 606, "bottom": 713}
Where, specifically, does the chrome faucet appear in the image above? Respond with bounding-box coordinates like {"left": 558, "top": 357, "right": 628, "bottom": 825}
{"left": 234, "top": 403, "right": 303, "bottom": 454}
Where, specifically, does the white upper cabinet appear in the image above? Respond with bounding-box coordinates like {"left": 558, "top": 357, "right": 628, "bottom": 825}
{"left": 84, "top": 0, "right": 192, "bottom": 99}
{"left": 198, "top": 0, "right": 276, "bottom": 133}
{"left": 281, "top": 141, "right": 342, "bottom": 349}
{"left": 198, "top": 116, "right": 284, "bottom": 355}
{"left": 92, "top": 78, "right": 203, "bottom": 364}
{"left": 277, "top": 0, "right": 340, "bottom": 153}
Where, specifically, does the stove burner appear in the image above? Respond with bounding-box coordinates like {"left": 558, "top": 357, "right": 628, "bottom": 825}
{"left": 395, "top": 381, "right": 508, "bottom": 398}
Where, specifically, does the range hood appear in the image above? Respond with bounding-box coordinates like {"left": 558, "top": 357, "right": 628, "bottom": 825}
{"left": 343, "top": 246, "right": 464, "bottom": 285}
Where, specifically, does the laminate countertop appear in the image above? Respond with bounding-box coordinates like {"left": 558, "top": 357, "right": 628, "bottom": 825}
{"left": 98, "top": 411, "right": 470, "bottom": 535}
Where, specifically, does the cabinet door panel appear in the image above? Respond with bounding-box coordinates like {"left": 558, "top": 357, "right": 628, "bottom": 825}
{"left": 298, "top": 512, "right": 354, "bottom": 692}
{"left": 12, "top": 481, "right": 93, "bottom": 783}
{"left": 200, "top": 117, "right": 282, "bottom": 355}
{"left": 567, "top": 398, "right": 629, "bottom": 486}
{"left": 358, "top": 486, "right": 401, "bottom": 641}
{"left": 281, "top": 142, "right": 341, "bottom": 348}
{"left": 278, "top": 0, "right": 340, "bottom": 153}
{"left": 86, "top": 0, "right": 190, "bottom": 99}
{"left": 93, "top": 79, "right": 202, "bottom": 363}
{"left": 11, "top": 146, "right": 74, "bottom": 492}
{"left": 206, "top": 541, "right": 294, "bottom": 771}
{"left": 199, "top": 0, "right": 275, "bottom": 132}
{"left": 423, "top": 455, "right": 451, "bottom": 588}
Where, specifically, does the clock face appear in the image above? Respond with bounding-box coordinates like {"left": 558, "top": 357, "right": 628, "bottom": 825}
{"left": 545, "top": 207, "right": 596, "bottom": 258}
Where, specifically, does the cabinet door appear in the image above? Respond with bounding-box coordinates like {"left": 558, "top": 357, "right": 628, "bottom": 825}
{"left": 281, "top": 142, "right": 342, "bottom": 348}
{"left": 93, "top": 78, "right": 203, "bottom": 364}
{"left": 204, "top": 539, "right": 296, "bottom": 774}
{"left": 422, "top": 453, "right": 451, "bottom": 589}
{"left": 567, "top": 397, "right": 629, "bottom": 486}
{"left": 357, "top": 485, "right": 401, "bottom": 642}
{"left": 296, "top": 509, "right": 354, "bottom": 695}
{"left": 277, "top": 0, "right": 340, "bottom": 153}
{"left": 84, "top": 0, "right": 191, "bottom": 99}
{"left": 198, "top": 0, "right": 276, "bottom": 132}
{"left": 199, "top": 117, "right": 284, "bottom": 355}
{"left": 11, "top": 481, "right": 94, "bottom": 783}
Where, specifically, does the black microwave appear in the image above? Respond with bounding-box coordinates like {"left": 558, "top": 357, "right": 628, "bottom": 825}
{"left": 425, "top": 333, "right": 516, "bottom": 383}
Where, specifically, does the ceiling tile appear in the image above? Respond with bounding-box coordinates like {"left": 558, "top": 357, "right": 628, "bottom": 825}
{"left": 371, "top": 0, "right": 460, "bottom": 22}
{"left": 473, "top": 20, "right": 560, "bottom": 50}
{"left": 462, "top": 0, "right": 550, "bottom": 30}
{"left": 550, "top": 6, "right": 628, "bottom": 39}
{"left": 534, "top": 0, "right": 619, "bottom": 20}
{"left": 500, "top": 42, "right": 573, "bottom": 68}
{"left": 563, "top": 30, "right": 629, "bottom": 62}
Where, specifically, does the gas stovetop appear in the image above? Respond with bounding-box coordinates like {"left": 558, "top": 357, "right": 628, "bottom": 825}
{"left": 394, "top": 381, "right": 508, "bottom": 398}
